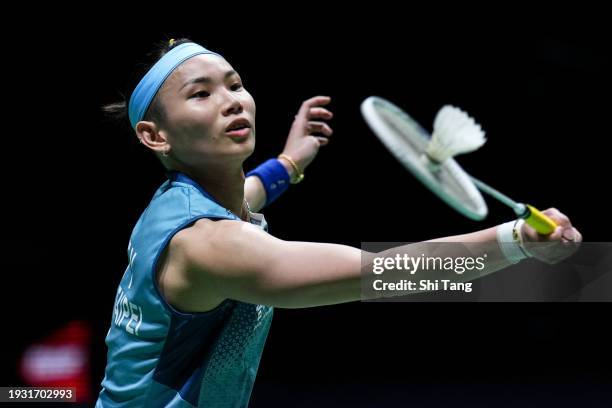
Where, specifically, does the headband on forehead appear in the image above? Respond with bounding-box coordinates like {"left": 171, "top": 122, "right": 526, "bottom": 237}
{"left": 128, "top": 42, "right": 221, "bottom": 129}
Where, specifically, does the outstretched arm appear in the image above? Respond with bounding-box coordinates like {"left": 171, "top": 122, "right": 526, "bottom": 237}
{"left": 158, "top": 209, "right": 581, "bottom": 311}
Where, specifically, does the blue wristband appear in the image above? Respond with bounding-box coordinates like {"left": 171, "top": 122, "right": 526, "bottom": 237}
{"left": 246, "top": 159, "right": 291, "bottom": 206}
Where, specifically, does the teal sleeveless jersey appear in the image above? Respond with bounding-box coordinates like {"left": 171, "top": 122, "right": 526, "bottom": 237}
{"left": 96, "top": 172, "right": 273, "bottom": 407}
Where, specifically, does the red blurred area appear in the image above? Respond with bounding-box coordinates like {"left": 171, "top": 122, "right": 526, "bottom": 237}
{"left": 19, "top": 320, "right": 92, "bottom": 403}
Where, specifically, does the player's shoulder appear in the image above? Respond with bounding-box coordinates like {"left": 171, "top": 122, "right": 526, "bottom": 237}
{"left": 171, "top": 217, "right": 262, "bottom": 255}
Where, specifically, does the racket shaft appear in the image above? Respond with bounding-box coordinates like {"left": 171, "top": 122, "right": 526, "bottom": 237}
{"left": 470, "top": 177, "right": 520, "bottom": 210}
{"left": 471, "top": 177, "right": 558, "bottom": 235}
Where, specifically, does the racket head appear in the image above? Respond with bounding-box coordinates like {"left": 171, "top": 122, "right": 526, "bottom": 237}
{"left": 361, "top": 96, "right": 488, "bottom": 221}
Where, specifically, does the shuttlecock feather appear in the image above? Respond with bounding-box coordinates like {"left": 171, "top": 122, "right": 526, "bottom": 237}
{"left": 425, "top": 105, "right": 486, "bottom": 164}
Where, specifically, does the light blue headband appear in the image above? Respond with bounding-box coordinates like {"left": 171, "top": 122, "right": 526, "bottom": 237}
{"left": 128, "top": 42, "right": 221, "bottom": 129}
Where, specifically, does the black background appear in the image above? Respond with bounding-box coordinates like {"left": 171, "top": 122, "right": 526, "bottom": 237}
{"left": 3, "top": 7, "right": 612, "bottom": 407}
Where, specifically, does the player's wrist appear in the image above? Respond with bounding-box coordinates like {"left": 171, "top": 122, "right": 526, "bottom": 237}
{"left": 246, "top": 159, "right": 291, "bottom": 206}
{"left": 496, "top": 219, "right": 531, "bottom": 264}
{"left": 278, "top": 154, "right": 304, "bottom": 184}
{"left": 277, "top": 155, "right": 296, "bottom": 178}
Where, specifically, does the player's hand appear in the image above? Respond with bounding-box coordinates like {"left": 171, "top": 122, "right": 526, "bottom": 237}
{"left": 521, "top": 208, "right": 582, "bottom": 264}
{"left": 279, "top": 96, "right": 333, "bottom": 177}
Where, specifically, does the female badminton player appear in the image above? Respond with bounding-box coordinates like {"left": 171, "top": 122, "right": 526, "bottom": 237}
{"left": 96, "top": 38, "right": 582, "bottom": 407}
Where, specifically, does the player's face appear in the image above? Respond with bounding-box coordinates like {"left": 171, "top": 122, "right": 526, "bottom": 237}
{"left": 155, "top": 54, "right": 256, "bottom": 168}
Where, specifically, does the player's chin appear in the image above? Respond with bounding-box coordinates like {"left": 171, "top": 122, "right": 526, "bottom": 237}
{"left": 226, "top": 135, "right": 255, "bottom": 158}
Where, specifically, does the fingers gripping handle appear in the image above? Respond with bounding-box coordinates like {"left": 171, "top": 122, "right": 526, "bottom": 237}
{"left": 522, "top": 204, "right": 558, "bottom": 235}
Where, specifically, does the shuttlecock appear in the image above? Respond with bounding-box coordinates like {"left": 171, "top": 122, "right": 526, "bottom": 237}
{"left": 425, "top": 105, "right": 486, "bottom": 164}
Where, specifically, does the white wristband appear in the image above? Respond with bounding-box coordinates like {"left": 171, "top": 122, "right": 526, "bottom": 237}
{"left": 496, "top": 219, "right": 530, "bottom": 264}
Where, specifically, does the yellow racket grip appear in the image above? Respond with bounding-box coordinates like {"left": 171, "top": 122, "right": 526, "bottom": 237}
{"left": 523, "top": 204, "right": 558, "bottom": 235}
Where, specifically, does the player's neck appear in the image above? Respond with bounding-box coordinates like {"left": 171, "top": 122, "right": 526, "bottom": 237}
{"left": 189, "top": 164, "right": 247, "bottom": 220}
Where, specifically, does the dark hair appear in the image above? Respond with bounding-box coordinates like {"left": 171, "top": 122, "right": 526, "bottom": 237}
{"left": 102, "top": 37, "right": 194, "bottom": 131}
